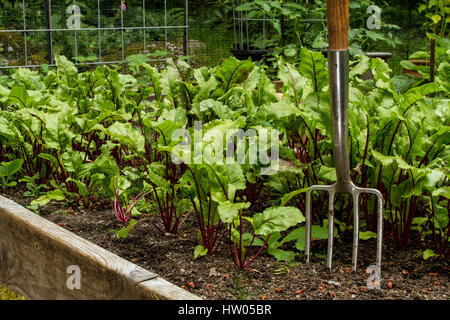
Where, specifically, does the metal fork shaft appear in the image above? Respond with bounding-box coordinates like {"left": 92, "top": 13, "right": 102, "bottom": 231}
{"left": 329, "top": 50, "right": 352, "bottom": 193}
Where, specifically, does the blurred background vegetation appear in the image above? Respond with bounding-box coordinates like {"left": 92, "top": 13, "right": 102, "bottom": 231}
{"left": 0, "top": 0, "right": 443, "bottom": 74}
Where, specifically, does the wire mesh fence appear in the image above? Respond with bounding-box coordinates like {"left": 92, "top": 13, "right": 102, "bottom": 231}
{"left": 0, "top": 1, "right": 432, "bottom": 74}
{"left": 187, "top": 5, "right": 235, "bottom": 67}
{"left": 0, "top": 0, "right": 189, "bottom": 69}
{"left": 190, "top": 1, "right": 428, "bottom": 74}
{"left": 373, "top": 7, "right": 429, "bottom": 75}
{"left": 231, "top": 0, "right": 326, "bottom": 53}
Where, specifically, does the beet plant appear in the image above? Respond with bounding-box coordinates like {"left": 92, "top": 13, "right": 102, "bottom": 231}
{"left": 0, "top": 40, "right": 448, "bottom": 265}
{"left": 220, "top": 204, "right": 303, "bottom": 269}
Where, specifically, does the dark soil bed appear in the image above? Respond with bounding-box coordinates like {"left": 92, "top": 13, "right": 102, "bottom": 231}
{"left": 2, "top": 189, "right": 449, "bottom": 300}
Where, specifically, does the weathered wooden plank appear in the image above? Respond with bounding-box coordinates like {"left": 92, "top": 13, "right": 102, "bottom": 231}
{"left": 0, "top": 195, "right": 201, "bottom": 300}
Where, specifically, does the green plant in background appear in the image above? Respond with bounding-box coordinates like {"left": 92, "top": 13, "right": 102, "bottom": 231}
{"left": 234, "top": 0, "right": 326, "bottom": 58}
{"left": 125, "top": 51, "right": 171, "bottom": 71}
{"left": 233, "top": 0, "right": 402, "bottom": 66}
{"left": 347, "top": 0, "right": 403, "bottom": 56}
{"left": 73, "top": 55, "right": 99, "bottom": 68}
{"left": 419, "top": 0, "right": 450, "bottom": 38}
{"left": 401, "top": 33, "right": 450, "bottom": 87}
{"left": 204, "top": 0, "right": 235, "bottom": 27}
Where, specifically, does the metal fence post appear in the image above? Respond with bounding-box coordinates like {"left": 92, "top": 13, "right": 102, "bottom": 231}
{"left": 44, "top": 0, "right": 54, "bottom": 65}
{"left": 98, "top": 0, "right": 102, "bottom": 62}
{"left": 73, "top": 0, "right": 78, "bottom": 61}
{"left": 143, "top": 0, "right": 147, "bottom": 53}
{"left": 183, "top": 0, "right": 189, "bottom": 56}
{"left": 22, "top": 0, "right": 28, "bottom": 66}
{"left": 164, "top": 0, "right": 168, "bottom": 48}
{"left": 120, "top": 0, "right": 125, "bottom": 73}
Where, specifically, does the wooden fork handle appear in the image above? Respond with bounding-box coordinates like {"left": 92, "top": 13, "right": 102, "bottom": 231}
{"left": 327, "top": 0, "right": 349, "bottom": 50}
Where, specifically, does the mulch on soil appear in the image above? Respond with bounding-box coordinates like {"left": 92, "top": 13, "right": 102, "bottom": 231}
{"left": 3, "top": 190, "right": 449, "bottom": 300}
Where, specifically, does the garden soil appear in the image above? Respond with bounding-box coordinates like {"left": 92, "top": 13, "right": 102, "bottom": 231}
{"left": 3, "top": 190, "right": 449, "bottom": 300}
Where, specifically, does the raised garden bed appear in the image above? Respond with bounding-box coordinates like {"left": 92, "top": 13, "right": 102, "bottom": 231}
{"left": 0, "top": 194, "right": 200, "bottom": 300}
{"left": 2, "top": 190, "right": 448, "bottom": 300}
{"left": 0, "top": 41, "right": 448, "bottom": 301}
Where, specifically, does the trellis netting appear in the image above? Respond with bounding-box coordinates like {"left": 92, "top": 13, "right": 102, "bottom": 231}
{"left": 0, "top": 0, "right": 188, "bottom": 69}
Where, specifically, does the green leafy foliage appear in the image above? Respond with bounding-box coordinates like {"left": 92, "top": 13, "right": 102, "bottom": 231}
{"left": 116, "top": 219, "right": 139, "bottom": 239}
{"left": 194, "top": 244, "right": 209, "bottom": 259}
{"left": 0, "top": 44, "right": 448, "bottom": 267}
{"left": 401, "top": 34, "right": 450, "bottom": 83}
{"left": 418, "top": 0, "right": 449, "bottom": 38}
{"left": 0, "top": 158, "right": 23, "bottom": 187}
{"left": 252, "top": 206, "right": 304, "bottom": 236}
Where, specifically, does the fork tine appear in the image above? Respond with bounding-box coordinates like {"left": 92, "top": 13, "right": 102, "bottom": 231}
{"left": 357, "top": 188, "right": 384, "bottom": 274}
{"left": 305, "top": 185, "right": 334, "bottom": 264}
{"left": 375, "top": 192, "right": 383, "bottom": 271}
{"left": 305, "top": 188, "right": 313, "bottom": 263}
{"left": 326, "top": 190, "right": 336, "bottom": 270}
{"left": 306, "top": 184, "right": 384, "bottom": 273}
{"left": 352, "top": 191, "right": 360, "bottom": 271}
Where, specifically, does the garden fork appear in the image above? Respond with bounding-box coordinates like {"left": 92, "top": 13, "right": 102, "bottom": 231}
{"left": 305, "top": 0, "right": 383, "bottom": 272}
